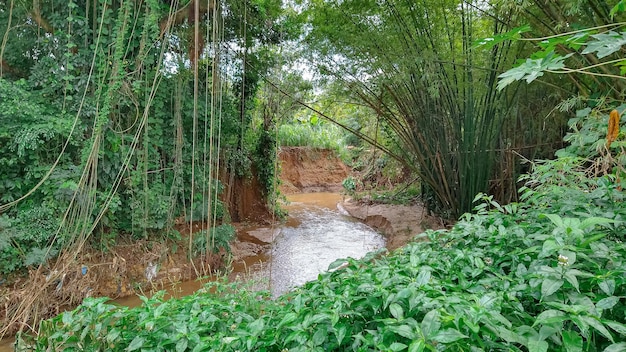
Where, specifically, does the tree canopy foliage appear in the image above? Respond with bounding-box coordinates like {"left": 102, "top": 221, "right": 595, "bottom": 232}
{"left": 301, "top": 0, "right": 526, "bottom": 216}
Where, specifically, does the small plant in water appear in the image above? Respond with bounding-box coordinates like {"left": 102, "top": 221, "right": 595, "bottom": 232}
{"left": 341, "top": 176, "right": 357, "bottom": 195}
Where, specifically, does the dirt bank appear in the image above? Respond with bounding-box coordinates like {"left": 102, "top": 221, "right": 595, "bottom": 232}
{"left": 279, "top": 147, "right": 349, "bottom": 194}
{"left": 276, "top": 147, "right": 442, "bottom": 250}
{"left": 340, "top": 199, "right": 443, "bottom": 250}
{"left": 0, "top": 227, "right": 225, "bottom": 336}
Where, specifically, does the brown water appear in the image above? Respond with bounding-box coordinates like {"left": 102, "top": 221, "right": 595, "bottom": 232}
{"left": 267, "top": 192, "right": 385, "bottom": 297}
{"left": 0, "top": 192, "right": 385, "bottom": 350}
{"left": 0, "top": 339, "right": 12, "bottom": 352}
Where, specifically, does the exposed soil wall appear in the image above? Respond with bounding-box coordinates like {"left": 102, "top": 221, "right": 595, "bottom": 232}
{"left": 277, "top": 147, "right": 442, "bottom": 250}
{"left": 221, "top": 167, "right": 271, "bottom": 223}
{"left": 278, "top": 147, "right": 349, "bottom": 194}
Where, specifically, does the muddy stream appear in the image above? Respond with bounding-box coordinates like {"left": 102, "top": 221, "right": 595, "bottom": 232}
{"left": 0, "top": 192, "right": 385, "bottom": 350}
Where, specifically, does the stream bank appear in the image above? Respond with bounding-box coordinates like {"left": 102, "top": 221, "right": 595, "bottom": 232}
{"left": 0, "top": 147, "right": 437, "bottom": 349}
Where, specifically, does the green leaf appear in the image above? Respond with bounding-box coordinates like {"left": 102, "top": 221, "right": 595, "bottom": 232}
{"left": 389, "top": 303, "right": 404, "bottom": 320}
{"left": 580, "top": 316, "right": 614, "bottom": 342}
{"left": 328, "top": 259, "right": 348, "bottom": 270}
{"left": 389, "top": 342, "right": 408, "bottom": 351}
{"left": 610, "top": 0, "right": 626, "bottom": 17}
{"left": 604, "top": 343, "right": 626, "bottom": 352}
{"left": 528, "top": 339, "right": 549, "bottom": 352}
{"left": 579, "top": 217, "right": 614, "bottom": 229}
{"left": 409, "top": 250, "right": 419, "bottom": 267}
{"left": 335, "top": 325, "right": 347, "bottom": 345}
{"left": 494, "top": 326, "right": 526, "bottom": 344}
{"left": 431, "top": 329, "right": 468, "bottom": 343}
{"left": 599, "top": 279, "right": 616, "bottom": 296}
{"left": 562, "top": 330, "right": 583, "bottom": 352}
{"left": 408, "top": 340, "right": 425, "bottom": 352}
{"left": 176, "top": 338, "right": 188, "bottom": 352}
{"left": 249, "top": 318, "right": 265, "bottom": 336}
{"left": 541, "top": 239, "right": 560, "bottom": 256}
{"left": 416, "top": 268, "right": 431, "bottom": 286}
{"left": 541, "top": 278, "right": 564, "bottom": 298}
{"left": 545, "top": 213, "right": 565, "bottom": 228}
{"left": 61, "top": 312, "right": 73, "bottom": 326}
{"left": 310, "top": 313, "right": 329, "bottom": 325}
{"left": 126, "top": 336, "right": 144, "bottom": 351}
{"left": 106, "top": 328, "right": 121, "bottom": 343}
{"left": 278, "top": 312, "right": 297, "bottom": 328}
{"left": 597, "top": 296, "right": 620, "bottom": 310}
{"left": 473, "top": 25, "right": 531, "bottom": 49}
{"left": 580, "top": 233, "right": 608, "bottom": 247}
{"left": 582, "top": 31, "right": 626, "bottom": 58}
{"left": 421, "top": 310, "right": 441, "bottom": 338}
{"left": 539, "top": 325, "right": 559, "bottom": 341}
{"left": 389, "top": 325, "right": 417, "bottom": 340}
{"left": 605, "top": 320, "right": 626, "bottom": 336}
{"left": 312, "top": 327, "right": 327, "bottom": 346}
{"left": 534, "top": 309, "right": 567, "bottom": 326}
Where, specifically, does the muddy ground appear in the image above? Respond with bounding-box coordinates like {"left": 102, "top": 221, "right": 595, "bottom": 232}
{"left": 340, "top": 199, "right": 443, "bottom": 251}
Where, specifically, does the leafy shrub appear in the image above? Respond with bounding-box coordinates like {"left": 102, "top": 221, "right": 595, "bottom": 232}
{"left": 0, "top": 204, "right": 66, "bottom": 275}
{"left": 17, "top": 280, "right": 270, "bottom": 352}
{"left": 192, "top": 224, "right": 235, "bottom": 255}
{"left": 556, "top": 106, "right": 626, "bottom": 159}
{"left": 278, "top": 121, "right": 345, "bottom": 151}
{"left": 20, "top": 160, "right": 626, "bottom": 351}
{"left": 341, "top": 176, "right": 357, "bottom": 195}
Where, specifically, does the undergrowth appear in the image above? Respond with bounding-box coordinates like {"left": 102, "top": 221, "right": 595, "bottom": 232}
{"left": 17, "top": 166, "right": 626, "bottom": 351}
{"left": 15, "top": 108, "right": 626, "bottom": 351}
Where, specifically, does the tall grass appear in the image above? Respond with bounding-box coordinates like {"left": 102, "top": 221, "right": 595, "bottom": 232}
{"left": 278, "top": 122, "right": 345, "bottom": 151}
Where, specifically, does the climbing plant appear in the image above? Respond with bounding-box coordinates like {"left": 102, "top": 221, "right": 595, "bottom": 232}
{"left": 0, "top": 0, "right": 297, "bottom": 336}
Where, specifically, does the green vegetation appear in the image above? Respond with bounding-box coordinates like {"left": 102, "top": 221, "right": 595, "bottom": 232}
{"left": 5, "top": 0, "right": 626, "bottom": 348}
{"left": 302, "top": 0, "right": 525, "bottom": 217}
{"left": 0, "top": 0, "right": 300, "bottom": 334}
{"left": 18, "top": 111, "right": 626, "bottom": 350}
{"left": 278, "top": 120, "right": 345, "bottom": 150}
{"left": 0, "top": 0, "right": 294, "bottom": 274}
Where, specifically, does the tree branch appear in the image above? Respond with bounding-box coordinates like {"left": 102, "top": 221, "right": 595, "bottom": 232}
{"left": 31, "top": 0, "right": 54, "bottom": 33}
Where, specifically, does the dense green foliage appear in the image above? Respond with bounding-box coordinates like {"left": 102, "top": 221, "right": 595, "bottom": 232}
{"left": 18, "top": 107, "right": 626, "bottom": 350}
{"left": 301, "top": 0, "right": 558, "bottom": 217}
{"left": 278, "top": 118, "right": 345, "bottom": 150}
{"left": 6, "top": 0, "right": 626, "bottom": 348}
{"left": 495, "top": 0, "right": 626, "bottom": 97}
{"left": 0, "top": 0, "right": 295, "bottom": 276}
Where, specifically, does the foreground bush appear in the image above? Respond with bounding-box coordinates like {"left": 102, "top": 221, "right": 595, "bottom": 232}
{"left": 17, "top": 158, "right": 626, "bottom": 351}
